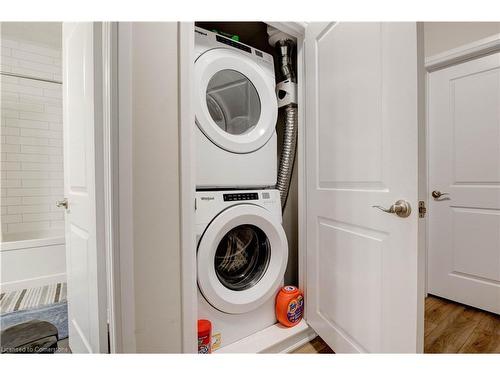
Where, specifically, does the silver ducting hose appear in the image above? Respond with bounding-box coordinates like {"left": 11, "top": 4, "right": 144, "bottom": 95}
{"left": 276, "top": 40, "right": 296, "bottom": 82}
{"left": 274, "top": 38, "right": 297, "bottom": 210}
{"left": 277, "top": 104, "right": 297, "bottom": 209}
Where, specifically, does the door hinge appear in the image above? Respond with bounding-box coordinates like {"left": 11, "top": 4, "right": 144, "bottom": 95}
{"left": 418, "top": 200, "right": 426, "bottom": 218}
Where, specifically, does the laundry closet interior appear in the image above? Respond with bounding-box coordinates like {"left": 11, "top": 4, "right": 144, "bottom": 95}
{"left": 189, "top": 21, "right": 307, "bottom": 353}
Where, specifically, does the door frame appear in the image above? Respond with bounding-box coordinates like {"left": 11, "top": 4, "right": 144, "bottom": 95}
{"left": 423, "top": 33, "right": 500, "bottom": 297}
{"left": 92, "top": 21, "right": 122, "bottom": 353}
{"left": 179, "top": 22, "right": 198, "bottom": 353}
{"left": 101, "top": 21, "right": 122, "bottom": 353}
{"left": 83, "top": 21, "right": 123, "bottom": 353}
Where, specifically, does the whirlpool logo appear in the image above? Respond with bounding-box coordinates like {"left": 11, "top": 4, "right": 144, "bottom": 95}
{"left": 200, "top": 196, "right": 215, "bottom": 201}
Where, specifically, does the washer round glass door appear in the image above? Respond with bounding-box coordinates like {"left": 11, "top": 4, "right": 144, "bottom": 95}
{"left": 214, "top": 224, "right": 270, "bottom": 291}
{"left": 195, "top": 48, "right": 278, "bottom": 154}
{"left": 197, "top": 204, "right": 288, "bottom": 314}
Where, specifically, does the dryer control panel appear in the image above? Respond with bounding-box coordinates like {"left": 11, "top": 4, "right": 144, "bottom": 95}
{"left": 215, "top": 35, "right": 251, "bottom": 53}
{"left": 194, "top": 26, "right": 274, "bottom": 67}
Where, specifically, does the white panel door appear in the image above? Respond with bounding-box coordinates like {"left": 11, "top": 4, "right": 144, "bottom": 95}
{"left": 305, "top": 22, "right": 423, "bottom": 353}
{"left": 63, "top": 22, "right": 107, "bottom": 353}
{"left": 428, "top": 52, "right": 500, "bottom": 314}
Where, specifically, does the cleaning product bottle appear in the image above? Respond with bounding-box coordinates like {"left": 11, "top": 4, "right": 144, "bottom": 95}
{"left": 197, "top": 319, "right": 212, "bottom": 354}
{"left": 275, "top": 286, "right": 304, "bottom": 327}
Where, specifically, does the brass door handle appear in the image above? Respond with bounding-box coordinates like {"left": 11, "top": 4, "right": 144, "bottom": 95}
{"left": 372, "top": 200, "right": 412, "bottom": 218}
{"left": 56, "top": 198, "right": 69, "bottom": 209}
{"left": 431, "top": 190, "right": 449, "bottom": 199}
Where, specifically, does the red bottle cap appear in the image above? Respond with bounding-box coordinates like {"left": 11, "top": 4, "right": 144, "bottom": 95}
{"left": 198, "top": 319, "right": 211, "bottom": 334}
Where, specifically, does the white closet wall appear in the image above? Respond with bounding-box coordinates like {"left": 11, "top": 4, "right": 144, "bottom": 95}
{"left": 122, "top": 22, "right": 183, "bottom": 353}
{"left": 424, "top": 22, "right": 500, "bottom": 57}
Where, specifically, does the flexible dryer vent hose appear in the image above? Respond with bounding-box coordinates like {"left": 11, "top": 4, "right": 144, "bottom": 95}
{"left": 276, "top": 40, "right": 296, "bottom": 82}
{"left": 274, "top": 38, "right": 297, "bottom": 210}
{"left": 277, "top": 104, "right": 297, "bottom": 209}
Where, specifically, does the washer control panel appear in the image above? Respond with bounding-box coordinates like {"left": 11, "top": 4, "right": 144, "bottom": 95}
{"left": 196, "top": 190, "right": 282, "bottom": 225}
{"left": 223, "top": 192, "right": 258, "bottom": 202}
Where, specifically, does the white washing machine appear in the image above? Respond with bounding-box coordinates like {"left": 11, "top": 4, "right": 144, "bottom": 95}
{"left": 195, "top": 27, "right": 278, "bottom": 189}
{"left": 196, "top": 189, "right": 288, "bottom": 350}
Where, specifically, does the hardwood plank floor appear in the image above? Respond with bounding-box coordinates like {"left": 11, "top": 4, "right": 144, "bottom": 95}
{"left": 55, "top": 338, "right": 72, "bottom": 354}
{"left": 425, "top": 295, "right": 500, "bottom": 353}
{"left": 292, "top": 336, "right": 334, "bottom": 354}
{"left": 292, "top": 295, "right": 500, "bottom": 354}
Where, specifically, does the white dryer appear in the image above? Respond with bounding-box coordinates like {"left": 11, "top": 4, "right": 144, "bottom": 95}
{"left": 195, "top": 27, "right": 278, "bottom": 189}
{"left": 196, "top": 190, "right": 288, "bottom": 350}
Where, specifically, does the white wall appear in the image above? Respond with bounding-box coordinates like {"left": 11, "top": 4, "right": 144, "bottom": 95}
{"left": 424, "top": 22, "right": 500, "bottom": 57}
{"left": 1, "top": 22, "right": 61, "bottom": 50}
{"left": 1, "top": 34, "right": 64, "bottom": 239}
{"left": 126, "top": 22, "right": 183, "bottom": 353}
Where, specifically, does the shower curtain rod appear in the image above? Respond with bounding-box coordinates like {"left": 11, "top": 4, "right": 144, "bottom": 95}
{"left": 0, "top": 71, "right": 62, "bottom": 85}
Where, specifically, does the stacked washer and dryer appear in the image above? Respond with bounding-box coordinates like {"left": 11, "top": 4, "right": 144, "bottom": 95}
{"left": 194, "top": 26, "right": 291, "bottom": 350}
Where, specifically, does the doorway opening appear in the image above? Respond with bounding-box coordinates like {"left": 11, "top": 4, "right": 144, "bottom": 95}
{"left": 423, "top": 25, "right": 500, "bottom": 353}
{"left": 0, "top": 22, "right": 70, "bottom": 353}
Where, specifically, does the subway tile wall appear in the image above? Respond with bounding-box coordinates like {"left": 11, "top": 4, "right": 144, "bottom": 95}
{"left": 1, "top": 37, "right": 64, "bottom": 238}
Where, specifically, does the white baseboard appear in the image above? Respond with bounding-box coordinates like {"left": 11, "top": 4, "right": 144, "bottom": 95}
{"left": 217, "top": 320, "right": 317, "bottom": 354}
{"left": 0, "top": 273, "right": 66, "bottom": 292}
{"left": 276, "top": 328, "right": 318, "bottom": 353}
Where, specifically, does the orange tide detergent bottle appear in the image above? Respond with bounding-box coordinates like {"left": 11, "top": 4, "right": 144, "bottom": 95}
{"left": 275, "top": 286, "right": 304, "bottom": 327}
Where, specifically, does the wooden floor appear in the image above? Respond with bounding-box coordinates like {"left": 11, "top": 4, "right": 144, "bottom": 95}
{"left": 56, "top": 338, "right": 72, "bottom": 354}
{"left": 292, "top": 295, "right": 500, "bottom": 354}
{"left": 292, "top": 336, "right": 334, "bottom": 354}
{"left": 425, "top": 295, "right": 500, "bottom": 353}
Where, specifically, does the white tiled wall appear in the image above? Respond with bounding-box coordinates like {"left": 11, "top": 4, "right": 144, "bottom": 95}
{"left": 1, "top": 37, "right": 64, "bottom": 238}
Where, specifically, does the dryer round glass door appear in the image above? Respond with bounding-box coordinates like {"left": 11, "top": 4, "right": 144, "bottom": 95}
{"left": 195, "top": 48, "right": 278, "bottom": 154}
{"left": 197, "top": 204, "right": 288, "bottom": 314}
{"left": 206, "top": 70, "right": 261, "bottom": 136}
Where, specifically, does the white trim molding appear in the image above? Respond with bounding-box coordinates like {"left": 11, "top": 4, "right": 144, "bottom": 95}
{"left": 425, "top": 33, "right": 500, "bottom": 72}
{"left": 179, "top": 22, "right": 198, "bottom": 354}
{"left": 116, "top": 22, "right": 137, "bottom": 353}
{"left": 102, "top": 21, "right": 121, "bottom": 354}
